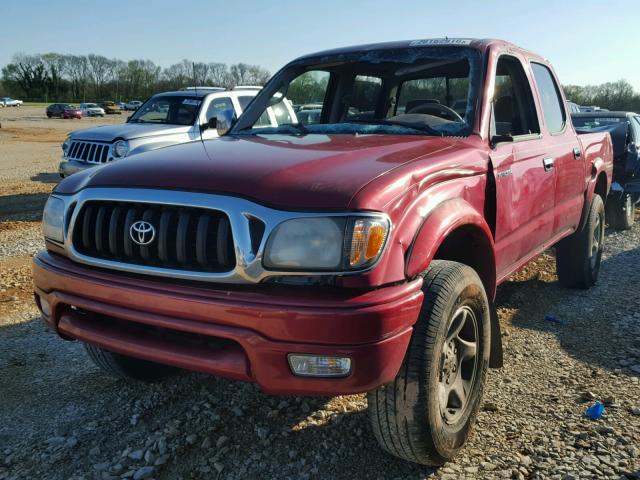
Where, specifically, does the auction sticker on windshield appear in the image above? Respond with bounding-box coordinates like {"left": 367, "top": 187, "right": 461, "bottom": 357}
{"left": 182, "top": 99, "right": 202, "bottom": 106}
{"left": 409, "top": 38, "right": 473, "bottom": 46}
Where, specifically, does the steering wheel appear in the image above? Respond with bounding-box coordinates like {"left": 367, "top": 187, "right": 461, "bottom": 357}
{"left": 406, "top": 103, "right": 464, "bottom": 122}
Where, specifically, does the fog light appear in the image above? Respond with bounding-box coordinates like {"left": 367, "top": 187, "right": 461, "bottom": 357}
{"left": 288, "top": 354, "right": 351, "bottom": 377}
{"left": 38, "top": 294, "right": 51, "bottom": 317}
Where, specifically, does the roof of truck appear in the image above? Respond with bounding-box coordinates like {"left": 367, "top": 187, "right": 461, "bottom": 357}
{"left": 154, "top": 88, "right": 260, "bottom": 99}
{"left": 294, "top": 38, "right": 537, "bottom": 63}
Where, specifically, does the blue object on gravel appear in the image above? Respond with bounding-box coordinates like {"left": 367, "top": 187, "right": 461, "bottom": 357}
{"left": 544, "top": 313, "right": 564, "bottom": 324}
{"left": 585, "top": 401, "right": 605, "bottom": 420}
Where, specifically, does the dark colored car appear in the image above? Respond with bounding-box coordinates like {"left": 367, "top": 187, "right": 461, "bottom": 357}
{"left": 573, "top": 111, "right": 640, "bottom": 229}
{"left": 46, "top": 103, "right": 82, "bottom": 119}
{"left": 296, "top": 108, "right": 321, "bottom": 125}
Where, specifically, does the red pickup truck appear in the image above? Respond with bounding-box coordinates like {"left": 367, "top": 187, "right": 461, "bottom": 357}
{"left": 34, "top": 38, "right": 613, "bottom": 465}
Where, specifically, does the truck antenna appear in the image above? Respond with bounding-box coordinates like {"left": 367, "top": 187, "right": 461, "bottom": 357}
{"left": 193, "top": 62, "right": 204, "bottom": 144}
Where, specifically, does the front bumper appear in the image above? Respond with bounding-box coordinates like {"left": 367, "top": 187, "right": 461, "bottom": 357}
{"left": 33, "top": 251, "right": 424, "bottom": 395}
{"left": 59, "top": 160, "right": 94, "bottom": 177}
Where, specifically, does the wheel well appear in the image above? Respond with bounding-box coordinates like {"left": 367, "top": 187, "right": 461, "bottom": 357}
{"left": 433, "top": 225, "right": 496, "bottom": 297}
{"left": 595, "top": 172, "right": 608, "bottom": 203}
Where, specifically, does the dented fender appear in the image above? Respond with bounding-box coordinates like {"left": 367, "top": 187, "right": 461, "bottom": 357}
{"left": 405, "top": 197, "right": 496, "bottom": 293}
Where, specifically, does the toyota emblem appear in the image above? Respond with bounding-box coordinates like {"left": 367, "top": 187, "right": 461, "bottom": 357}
{"left": 130, "top": 220, "right": 156, "bottom": 246}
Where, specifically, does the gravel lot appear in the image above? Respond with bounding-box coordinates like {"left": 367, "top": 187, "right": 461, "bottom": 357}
{"left": 0, "top": 107, "right": 638, "bottom": 480}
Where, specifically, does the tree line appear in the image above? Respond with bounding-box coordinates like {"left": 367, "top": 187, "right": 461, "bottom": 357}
{"left": 563, "top": 79, "right": 640, "bottom": 112}
{"left": 0, "top": 52, "right": 271, "bottom": 102}
{"left": 2, "top": 52, "right": 639, "bottom": 113}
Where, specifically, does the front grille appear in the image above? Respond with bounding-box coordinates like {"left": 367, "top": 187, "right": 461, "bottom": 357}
{"left": 72, "top": 201, "right": 236, "bottom": 272}
{"left": 66, "top": 141, "right": 111, "bottom": 164}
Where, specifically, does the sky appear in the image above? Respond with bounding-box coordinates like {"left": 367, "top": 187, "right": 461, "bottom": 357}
{"left": 1, "top": 0, "right": 639, "bottom": 90}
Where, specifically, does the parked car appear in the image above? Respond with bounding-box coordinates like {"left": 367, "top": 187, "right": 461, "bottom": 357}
{"left": 79, "top": 103, "right": 105, "bottom": 117}
{"left": 295, "top": 108, "right": 321, "bottom": 125}
{"left": 100, "top": 101, "right": 122, "bottom": 115}
{"left": 567, "top": 101, "right": 582, "bottom": 114}
{"left": 46, "top": 103, "right": 82, "bottom": 119}
{"left": 0, "top": 97, "right": 23, "bottom": 107}
{"left": 124, "top": 100, "right": 142, "bottom": 111}
{"left": 573, "top": 111, "right": 640, "bottom": 229}
{"left": 115, "top": 102, "right": 127, "bottom": 109}
{"left": 34, "top": 38, "right": 613, "bottom": 466}
{"left": 58, "top": 87, "right": 290, "bottom": 176}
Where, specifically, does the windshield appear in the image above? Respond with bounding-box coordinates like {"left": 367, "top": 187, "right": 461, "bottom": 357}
{"left": 128, "top": 96, "right": 202, "bottom": 125}
{"left": 85, "top": 103, "right": 98, "bottom": 108}
{"left": 234, "top": 46, "right": 481, "bottom": 137}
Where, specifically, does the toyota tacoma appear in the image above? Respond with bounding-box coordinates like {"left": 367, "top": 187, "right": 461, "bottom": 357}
{"left": 33, "top": 38, "right": 613, "bottom": 465}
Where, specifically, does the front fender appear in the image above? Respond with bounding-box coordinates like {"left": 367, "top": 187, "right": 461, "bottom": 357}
{"left": 405, "top": 197, "right": 496, "bottom": 294}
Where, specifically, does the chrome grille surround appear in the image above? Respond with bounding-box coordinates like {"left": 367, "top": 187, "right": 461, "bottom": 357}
{"left": 50, "top": 188, "right": 391, "bottom": 284}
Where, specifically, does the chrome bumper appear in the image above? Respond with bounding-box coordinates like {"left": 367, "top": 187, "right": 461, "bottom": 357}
{"left": 58, "top": 160, "right": 94, "bottom": 177}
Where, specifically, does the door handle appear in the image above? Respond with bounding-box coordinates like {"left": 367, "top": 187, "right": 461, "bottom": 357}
{"left": 573, "top": 147, "right": 581, "bottom": 159}
{"left": 543, "top": 157, "right": 554, "bottom": 172}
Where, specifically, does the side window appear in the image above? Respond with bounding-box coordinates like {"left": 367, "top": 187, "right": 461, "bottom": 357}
{"left": 238, "top": 96, "right": 271, "bottom": 127}
{"left": 531, "top": 63, "right": 566, "bottom": 134}
{"left": 345, "top": 75, "right": 382, "bottom": 121}
{"left": 493, "top": 56, "right": 540, "bottom": 137}
{"left": 632, "top": 117, "right": 640, "bottom": 143}
{"left": 206, "top": 97, "right": 233, "bottom": 121}
{"left": 255, "top": 70, "right": 330, "bottom": 129}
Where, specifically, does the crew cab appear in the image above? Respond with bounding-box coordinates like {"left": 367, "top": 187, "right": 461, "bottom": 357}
{"left": 57, "top": 87, "right": 291, "bottom": 177}
{"left": 572, "top": 111, "right": 640, "bottom": 229}
{"left": 34, "top": 39, "right": 613, "bottom": 465}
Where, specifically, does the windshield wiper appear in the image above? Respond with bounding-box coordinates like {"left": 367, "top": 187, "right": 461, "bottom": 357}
{"left": 350, "top": 119, "right": 442, "bottom": 136}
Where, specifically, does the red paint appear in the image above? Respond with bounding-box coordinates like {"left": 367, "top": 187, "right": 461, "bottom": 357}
{"left": 35, "top": 39, "right": 613, "bottom": 393}
{"left": 34, "top": 252, "right": 421, "bottom": 395}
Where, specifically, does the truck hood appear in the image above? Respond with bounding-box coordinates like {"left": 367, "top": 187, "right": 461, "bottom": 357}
{"left": 70, "top": 123, "right": 191, "bottom": 142}
{"left": 56, "top": 134, "right": 457, "bottom": 209}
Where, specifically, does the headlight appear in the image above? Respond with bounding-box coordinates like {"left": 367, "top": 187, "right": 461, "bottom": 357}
{"left": 42, "top": 196, "right": 65, "bottom": 243}
{"left": 263, "top": 216, "right": 389, "bottom": 271}
{"left": 113, "top": 139, "right": 129, "bottom": 158}
{"left": 62, "top": 136, "right": 71, "bottom": 153}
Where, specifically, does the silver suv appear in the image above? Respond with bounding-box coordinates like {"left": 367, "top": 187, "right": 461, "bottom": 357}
{"left": 59, "top": 87, "right": 295, "bottom": 177}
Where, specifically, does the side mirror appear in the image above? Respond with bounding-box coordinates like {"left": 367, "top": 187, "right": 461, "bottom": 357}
{"left": 490, "top": 134, "right": 514, "bottom": 147}
{"left": 214, "top": 108, "right": 235, "bottom": 136}
{"left": 203, "top": 116, "right": 217, "bottom": 131}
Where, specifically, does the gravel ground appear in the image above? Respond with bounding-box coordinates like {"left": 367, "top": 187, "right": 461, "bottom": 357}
{"left": 0, "top": 107, "right": 638, "bottom": 480}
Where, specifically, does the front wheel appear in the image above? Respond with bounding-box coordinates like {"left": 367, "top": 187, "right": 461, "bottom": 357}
{"left": 556, "top": 194, "right": 605, "bottom": 289}
{"left": 84, "top": 343, "right": 175, "bottom": 381}
{"left": 367, "top": 260, "right": 490, "bottom": 465}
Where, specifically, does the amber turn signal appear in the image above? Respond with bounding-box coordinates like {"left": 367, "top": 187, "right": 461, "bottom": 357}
{"left": 349, "top": 218, "right": 389, "bottom": 268}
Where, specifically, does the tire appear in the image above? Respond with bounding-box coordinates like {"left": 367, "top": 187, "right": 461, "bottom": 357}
{"left": 84, "top": 343, "right": 174, "bottom": 381}
{"left": 606, "top": 193, "right": 634, "bottom": 230}
{"left": 367, "top": 260, "right": 491, "bottom": 465}
{"left": 556, "top": 194, "right": 605, "bottom": 289}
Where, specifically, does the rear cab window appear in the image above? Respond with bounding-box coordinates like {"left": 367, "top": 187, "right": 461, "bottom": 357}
{"left": 345, "top": 75, "right": 382, "bottom": 121}
{"left": 531, "top": 62, "right": 566, "bottom": 134}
